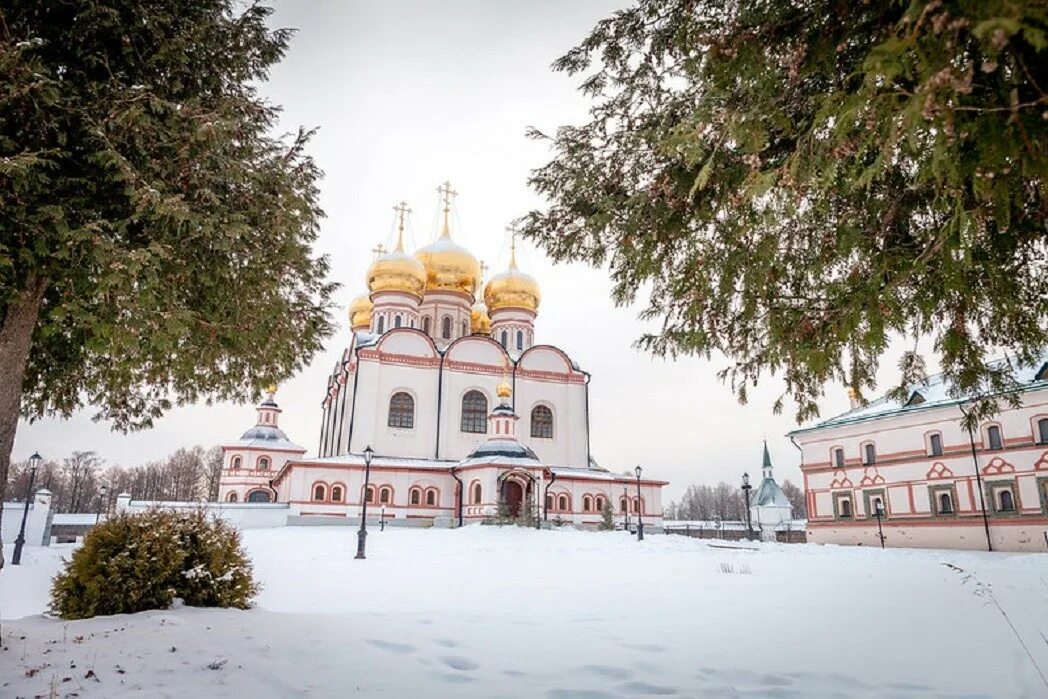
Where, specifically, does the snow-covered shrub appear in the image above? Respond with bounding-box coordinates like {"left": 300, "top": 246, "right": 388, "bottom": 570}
{"left": 50, "top": 508, "right": 258, "bottom": 620}
{"left": 598, "top": 501, "right": 615, "bottom": 530}
{"left": 718, "top": 562, "right": 752, "bottom": 575}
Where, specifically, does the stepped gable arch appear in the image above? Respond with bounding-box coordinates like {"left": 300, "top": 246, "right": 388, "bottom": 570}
{"left": 371, "top": 327, "right": 439, "bottom": 363}
{"left": 443, "top": 333, "right": 511, "bottom": 369}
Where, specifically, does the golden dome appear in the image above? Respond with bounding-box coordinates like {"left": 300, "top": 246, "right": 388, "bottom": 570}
{"left": 415, "top": 182, "right": 480, "bottom": 296}
{"left": 496, "top": 379, "right": 512, "bottom": 399}
{"left": 348, "top": 294, "right": 373, "bottom": 330}
{"left": 470, "top": 302, "right": 491, "bottom": 335}
{"left": 484, "top": 245, "right": 540, "bottom": 313}
{"left": 366, "top": 247, "right": 426, "bottom": 298}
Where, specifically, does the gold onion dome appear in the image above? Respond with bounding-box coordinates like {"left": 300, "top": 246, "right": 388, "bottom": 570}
{"left": 496, "top": 379, "right": 513, "bottom": 399}
{"left": 484, "top": 242, "right": 540, "bottom": 313}
{"left": 470, "top": 302, "right": 491, "bottom": 335}
{"left": 366, "top": 205, "right": 427, "bottom": 298}
{"left": 414, "top": 181, "right": 480, "bottom": 296}
{"left": 348, "top": 294, "right": 373, "bottom": 329}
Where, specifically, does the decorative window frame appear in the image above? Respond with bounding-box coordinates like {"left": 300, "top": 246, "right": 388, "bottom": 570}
{"left": 832, "top": 491, "right": 854, "bottom": 519}
{"left": 469, "top": 480, "right": 482, "bottom": 505}
{"left": 459, "top": 388, "right": 490, "bottom": 434}
{"left": 256, "top": 455, "right": 271, "bottom": 470}
{"left": 230, "top": 455, "right": 242, "bottom": 470}
{"left": 927, "top": 483, "right": 959, "bottom": 517}
{"left": 227, "top": 491, "right": 239, "bottom": 502}
{"left": 862, "top": 488, "right": 887, "bottom": 519}
{"left": 409, "top": 486, "right": 423, "bottom": 506}
{"left": 830, "top": 446, "right": 846, "bottom": 469}
{"left": 246, "top": 488, "right": 272, "bottom": 503}
{"left": 860, "top": 441, "right": 877, "bottom": 465}
{"left": 1037, "top": 476, "right": 1048, "bottom": 514}
{"left": 982, "top": 422, "right": 1004, "bottom": 451}
{"left": 424, "top": 487, "right": 440, "bottom": 507}
{"left": 924, "top": 430, "right": 945, "bottom": 457}
{"left": 387, "top": 389, "right": 417, "bottom": 430}
{"left": 311, "top": 481, "right": 329, "bottom": 502}
{"left": 983, "top": 477, "right": 1021, "bottom": 517}
{"left": 330, "top": 481, "right": 347, "bottom": 503}
{"left": 529, "top": 402, "right": 555, "bottom": 439}
{"left": 378, "top": 485, "right": 394, "bottom": 505}
{"left": 582, "top": 494, "right": 593, "bottom": 512}
{"left": 1032, "top": 414, "right": 1048, "bottom": 445}
{"left": 595, "top": 495, "right": 607, "bottom": 512}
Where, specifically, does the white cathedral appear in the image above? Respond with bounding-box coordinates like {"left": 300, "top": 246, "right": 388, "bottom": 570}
{"left": 217, "top": 183, "right": 667, "bottom": 528}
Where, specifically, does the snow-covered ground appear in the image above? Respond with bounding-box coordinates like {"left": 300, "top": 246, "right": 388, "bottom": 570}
{"left": 2, "top": 526, "right": 1046, "bottom": 698}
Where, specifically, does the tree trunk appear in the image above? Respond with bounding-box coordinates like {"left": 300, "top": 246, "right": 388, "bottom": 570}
{"left": 0, "top": 274, "right": 47, "bottom": 570}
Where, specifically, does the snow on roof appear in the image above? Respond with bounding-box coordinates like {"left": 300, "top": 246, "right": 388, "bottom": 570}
{"left": 752, "top": 477, "right": 791, "bottom": 508}
{"left": 226, "top": 434, "right": 306, "bottom": 452}
{"left": 51, "top": 513, "right": 100, "bottom": 526}
{"left": 302, "top": 454, "right": 459, "bottom": 470}
{"left": 791, "top": 354, "right": 1048, "bottom": 434}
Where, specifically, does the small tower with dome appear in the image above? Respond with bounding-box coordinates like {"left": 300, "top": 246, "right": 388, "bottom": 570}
{"left": 484, "top": 227, "right": 540, "bottom": 354}
{"left": 750, "top": 441, "right": 793, "bottom": 540}
{"left": 366, "top": 202, "right": 427, "bottom": 334}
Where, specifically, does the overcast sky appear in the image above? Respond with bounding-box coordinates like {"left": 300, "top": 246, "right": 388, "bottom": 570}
{"left": 13, "top": 0, "right": 918, "bottom": 502}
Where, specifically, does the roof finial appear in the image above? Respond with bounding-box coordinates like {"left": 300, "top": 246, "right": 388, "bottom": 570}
{"left": 437, "top": 180, "right": 457, "bottom": 240}
{"left": 496, "top": 354, "right": 512, "bottom": 400}
{"left": 762, "top": 440, "right": 772, "bottom": 473}
{"left": 371, "top": 243, "right": 387, "bottom": 259}
{"left": 505, "top": 223, "right": 520, "bottom": 271}
{"left": 392, "top": 201, "right": 411, "bottom": 252}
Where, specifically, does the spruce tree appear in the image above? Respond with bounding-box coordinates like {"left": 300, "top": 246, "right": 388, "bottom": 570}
{"left": 599, "top": 500, "right": 615, "bottom": 531}
{"left": 517, "top": 492, "right": 537, "bottom": 528}
{"left": 0, "top": 1, "right": 334, "bottom": 565}
{"left": 525, "top": 0, "right": 1048, "bottom": 425}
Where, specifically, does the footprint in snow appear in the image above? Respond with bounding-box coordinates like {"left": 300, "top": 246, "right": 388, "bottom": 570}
{"left": 440, "top": 655, "right": 479, "bottom": 672}
{"left": 582, "top": 665, "right": 633, "bottom": 681}
{"left": 365, "top": 639, "right": 416, "bottom": 654}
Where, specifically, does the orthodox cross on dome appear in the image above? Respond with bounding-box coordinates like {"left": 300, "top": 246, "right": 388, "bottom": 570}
{"left": 505, "top": 223, "right": 521, "bottom": 270}
{"left": 437, "top": 180, "right": 457, "bottom": 239}
{"left": 479, "top": 259, "right": 489, "bottom": 277}
{"left": 371, "top": 243, "right": 387, "bottom": 259}
{"left": 392, "top": 201, "right": 411, "bottom": 252}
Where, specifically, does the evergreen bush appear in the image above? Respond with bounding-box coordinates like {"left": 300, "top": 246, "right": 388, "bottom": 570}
{"left": 599, "top": 500, "right": 615, "bottom": 530}
{"left": 49, "top": 509, "right": 258, "bottom": 620}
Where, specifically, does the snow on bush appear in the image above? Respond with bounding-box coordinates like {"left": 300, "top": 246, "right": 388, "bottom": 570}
{"left": 49, "top": 509, "right": 258, "bottom": 620}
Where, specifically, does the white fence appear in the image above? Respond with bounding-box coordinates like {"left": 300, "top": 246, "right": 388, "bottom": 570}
{"left": 114, "top": 494, "right": 289, "bottom": 529}
{"left": 1, "top": 490, "right": 53, "bottom": 548}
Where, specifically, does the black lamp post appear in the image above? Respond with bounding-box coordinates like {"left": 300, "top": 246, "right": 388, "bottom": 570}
{"left": 355, "top": 445, "right": 374, "bottom": 560}
{"left": 97, "top": 484, "right": 108, "bottom": 524}
{"left": 873, "top": 499, "right": 886, "bottom": 549}
{"left": 380, "top": 505, "right": 387, "bottom": 532}
{"left": 634, "top": 465, "right": 644, "bottom": 541}
{"left": 622, "top": 485, "right": 631, "bottom": 533}
{"left": 12, "top": 452, "right": 42, "bottom": 565}
{"left": 741, "top": 472, "right": 753, "bottom": 541}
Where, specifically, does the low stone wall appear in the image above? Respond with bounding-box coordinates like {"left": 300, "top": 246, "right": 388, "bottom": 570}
{"left": 115, "top": 494, "right": 290, "bottom": 529}
{"left": 2, "top": 490, "right": 53, "bottom": 548}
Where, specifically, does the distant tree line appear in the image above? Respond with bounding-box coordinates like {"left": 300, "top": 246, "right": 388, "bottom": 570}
{"left": 5, "top": 446, "right": 223, "bottom": 514}
{"left": 664, "top": 480, "right": 806, "bottom": 520}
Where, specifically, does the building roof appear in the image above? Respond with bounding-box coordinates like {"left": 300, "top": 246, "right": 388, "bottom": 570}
{"left": 229, "top": 424, "right": 305, "bottom": 452}
{"left": 465, "top": 439, "right": 539, "bottom": 462}
{"left": 752, "top": 443, "right": 791, "bottom": 508}
{"left": 790, "top": 355, "right": 1048, "bottom": 435}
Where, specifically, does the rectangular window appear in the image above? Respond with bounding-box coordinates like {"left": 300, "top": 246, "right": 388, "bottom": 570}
{"left": 1038, "top": 418, "right": 1048, "bottom": 444}
{"left": 863, "top": 443, "right": 876, "bottom": 465}
{"left": 987, "top": 425, "right": 1003, "bottom": 450}
{"left": 929, "top": 433, "right": 943, "bottom": 457}
{"left": 833, "top": 448, "right": 844, "bottom": 469}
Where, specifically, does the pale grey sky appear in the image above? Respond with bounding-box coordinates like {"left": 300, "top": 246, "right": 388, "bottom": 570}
{"left": 13, "top": 0, "right": 908, "bottom": 502}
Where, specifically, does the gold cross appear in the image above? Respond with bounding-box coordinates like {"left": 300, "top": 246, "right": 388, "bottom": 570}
{"left": 505, "top": 223, "right": 520, "bottom": 269}
{"left": 437, "top": 180, "right": 457, "bottom": 214}
{"left": 371, "top": 243, "right": 387, "bottom": 258}
{"left": 479, "top": 259, "right": 489, "bottom": 276}
{"left": 392, "top": 201, "right": 411, "bottom": 251}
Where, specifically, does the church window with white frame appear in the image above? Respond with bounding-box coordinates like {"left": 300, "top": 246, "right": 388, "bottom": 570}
{"left": 461, "top": 391, "right": 487, "bottom": 433}
{"left": 388, "top": 392, "right": 415, "bottom": 429}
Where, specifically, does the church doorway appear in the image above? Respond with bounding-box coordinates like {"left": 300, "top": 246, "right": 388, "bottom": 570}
{"left": 502, "top": 480, "right": 524, "bottom": 517}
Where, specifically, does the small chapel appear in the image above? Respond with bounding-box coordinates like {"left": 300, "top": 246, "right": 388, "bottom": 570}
{"left": 217, "top": 182, "right": 668, "bottom": 528}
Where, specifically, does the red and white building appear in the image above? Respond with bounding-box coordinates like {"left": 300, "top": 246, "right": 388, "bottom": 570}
{"left": 791, "top": 358, "right": 1048, "bottom": 552}
{"left": 218, "top": 185, "right": 667, "bottom": 527}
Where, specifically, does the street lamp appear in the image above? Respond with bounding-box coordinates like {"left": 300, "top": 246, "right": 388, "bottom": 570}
{"left": 12, "top": 452, "right": 42, "bottom": 565}
{"left": 622, "top": 485, "right": 631, "bottom": 533}
{"left": 355, "top": 445, "right": 375, "bottom": 560}
{"left": 873, "top": 499, "right": 886, "bottom": 549}
{"left": 97, "top": 484, "right": 108, "bottom": 524}
{"left": 634, "top": 465, "right": 644, "bottom": 542}
{"left": 741, "top": 472, "right": 753, "bottom": 541}
{"left": 380, "top": 505, "right": 387, "bottom": 532}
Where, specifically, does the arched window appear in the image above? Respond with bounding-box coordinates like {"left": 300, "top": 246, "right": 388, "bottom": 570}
{"left": 394, "top": 315, "right": 402, "bottom": 328}
{"left": 516, "top": 330, "right": 523, "bottom": 350}
{"left": 257, "top": 456, "right": 270, "bottom": 470}
{"left": 832, "top": 448, "right": 844, "bottom": 469}
{"left": 461, "top": 320, "right": 468, "bottom": 336}
{"left": 558, "top": 494, "right": 569, "bottom": 512}
{"left": 998, "top": 489, "right": 1015, "bottom": 512}
{"left": 379, "top": 486, "right": 392, "bottom": 504}
{"left": 426, "top": 488, "right": 438, "bottom": 506}
{"left": 248, "top": 489, "right": 271, "bottom": 502}
{"left": 620, "top": 497, "right": 628, "bottom": 513}
{"left": 530, "top": 405, "right": 553, "bottom": 439}
{"left": 461, "top": 390, "right": 488, "bottom": 433}
{"left": 500, "top": 330, "right": 508, "bottom": 348}
{"left": 839, "top": 499, "right": 852, "bottom": 518}
{"left": 1038, "top": 418, "right": 1048, "bottom": 444}
{"left": 471, "top": 482, "right": 482, "bottom": 504}
{"left": 377, "top": 316, "right": 385, "bottom": 333}
{"left": 939, "top": 492, "right": 953, "bottom": 514}
{"left": 388, "top": 392, "right": 415, "bottom": 429}
{"left": 595, "top": 496, "right": 606, "bottom": 512}
{"left": 928, "top": 433, "right": 944, "bottom": 457}
{"left": 230, "top": 455, "right": 242, "bottom": 469}
{"left": 423, "top": 316, "right": 431, "bottom": 335}
{"left": 331, "top": 485, "right": 343, "bottom": 502}
{"left": 631, "top": 497, "right": 641, "bottom": 513}
{"left": 987, "top": 425, "right": 1003, "bottom": 450}
{"left": 545, "top": 494, "right": 554, "bottom": 510}
{"left": 442, "top": 316, "right": 452, "bottom": 339}
{"left": 313, "top": 484, "right": 326, "bottom": 502}
{"left": 227, "top": 491, "right": 239, "bottom": 502}
{"left": 863, "top": 443, "right": 876, "bottom": 465}
{"left": 582, "top": 495, "right": 593, "bottom": 512}
{"left": 365, "top": 485, "right": 376, "bottom": 505}
{"left": 410, "top": 487, "right": 422, "bottom": 505}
